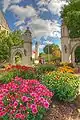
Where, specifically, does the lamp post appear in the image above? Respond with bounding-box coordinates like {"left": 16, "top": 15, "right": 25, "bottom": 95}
{"left": 48, "top": 44, "right": 50, "bottom": 62}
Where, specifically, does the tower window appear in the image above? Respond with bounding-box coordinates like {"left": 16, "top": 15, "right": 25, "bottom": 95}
{"left": 0, "top": 26, "right": 1, "bottom": 30}
{"left": 7, "top": 31, "right": 8, "bottom": 34}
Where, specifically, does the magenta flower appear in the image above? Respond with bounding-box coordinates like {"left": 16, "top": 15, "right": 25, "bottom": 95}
{"left": 43, "top": 101, "right": 49, "bottom": 109}
{"left": 21, "top": 96, "right": 28, "bottom": 102}
{"left": 0, "top": 76, "right": 53, "bottom": 119}
{"left": 13, "top": 101, "right": 18, "bottom": 107}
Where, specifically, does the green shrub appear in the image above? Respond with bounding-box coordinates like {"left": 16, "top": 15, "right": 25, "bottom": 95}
{"left": 35, "top": 64, "right": 57, "bottom": 80}
{"left": 36, "top": 64, "right": 57, "bottom": 74}
{"left": 42, "top": 72, "right": 80, "bottom": 102}
{"left": 0, "top": 68, "right": 36, "bottom": 83}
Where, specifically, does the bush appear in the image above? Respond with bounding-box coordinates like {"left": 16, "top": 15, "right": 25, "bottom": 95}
{"left": 36, "top": 64, "right": 57, "bottom": 74}
{"left": 0, "top": 77, "right": 53, "bottom": 120}
{"left": 35, "top": 64, "right": 57, "bottom": 80}
{"left": 59, "top": 62, "right": 74, "bottom": 68}
{"left": 0, "top": 65, "right": 36, "bottom": 83}
{"left": 42, "top": 72, "right": 80, "bottom": 102}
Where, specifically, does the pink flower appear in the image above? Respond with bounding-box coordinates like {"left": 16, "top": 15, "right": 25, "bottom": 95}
{"left": 22, "top": 96, "right": 28, "bottom": 102}
{"left": 43, "top": 101, "right": 49, "bottom": 109}
{"left": 0, "top": 76, "right": 53, "bottom": 119}
{"left": 0, "top": 111, "right": 6, "bottom": 117}
{"left": 15, "top": 113, "right": 25, "bottom": 120}
{"left": 30, "top": 92, "right": 38, "bottom": 98}
{"left": 32, "top": 107, "right": 38, "bottom": 114}
{"left": 0, "top": 107, "right": 3, "bottom": 111}
{"left": 31, "top": 104, "right": 37, "bottom": 109}
{"left": 13, "top": 101, "right": 18, "bottom": 107}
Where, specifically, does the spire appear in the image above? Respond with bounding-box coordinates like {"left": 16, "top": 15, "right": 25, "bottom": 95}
{"left": 35, "top": 41, "right": 39, "bottom": 60}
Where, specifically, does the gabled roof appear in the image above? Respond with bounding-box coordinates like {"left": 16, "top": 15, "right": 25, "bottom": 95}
{"left": 0, "top": 10, "right": 10, "bottom": 31}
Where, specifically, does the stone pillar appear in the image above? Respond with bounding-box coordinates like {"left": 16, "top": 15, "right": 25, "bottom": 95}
{"left": 61, "top": 21, "right": 70, "bottom": 63}
{"left": 22, "top": 28, "right": 32, "bottom": 65}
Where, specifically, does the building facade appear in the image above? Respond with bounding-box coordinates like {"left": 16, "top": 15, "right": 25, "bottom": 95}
{"left": 61, "top": 21, "right": 80, "bottom": 66}
{"left": 0, "top": 11, "right": 10, "bottom": 33}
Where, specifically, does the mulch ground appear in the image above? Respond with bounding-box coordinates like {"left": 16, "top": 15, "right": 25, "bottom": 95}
{"left": 43, "top": 98, "right": 80, "bottom": 120}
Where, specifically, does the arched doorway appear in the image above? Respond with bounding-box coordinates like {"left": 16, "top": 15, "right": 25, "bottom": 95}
{"left": 75, "top": 46, "right": 80, "bottom": 65}
{"left": 11, "top": 49, "right": 24, "bottom": 65}
{"left": 15, "top": 52, "right": 22, "bottom": 64}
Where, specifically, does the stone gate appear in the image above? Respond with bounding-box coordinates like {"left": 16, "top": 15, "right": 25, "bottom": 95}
{"left": 61, "top": 22, "right": 80, "bottom": 66}
{"left": 10, "top": 29, "right": 32, "bottom": 65}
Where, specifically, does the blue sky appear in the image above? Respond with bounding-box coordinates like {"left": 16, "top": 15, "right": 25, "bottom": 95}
{"left": 0, "top": 0, "right": 67, "bottom": 52}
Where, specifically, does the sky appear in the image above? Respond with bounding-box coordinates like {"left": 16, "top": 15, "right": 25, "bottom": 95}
{"left": 0, "top": 0, "right": 67, "bottom": 52}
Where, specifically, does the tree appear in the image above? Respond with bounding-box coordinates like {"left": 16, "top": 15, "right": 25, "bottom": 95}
{"left": 43, "top": 44, "right": 61, "bottom": 62}
{"left": 43, "top": 44, "right": 54, "bottom": 54}
{"left": 0, "top": 30, "right": 23, "bottom": 63}
{"left": 61, "top": 0, "right": 80, "bottom": 38}
{"left": 52, "top": 45, "right": 61, "bottom": 57}
{"left": 43, "top": 44, "right": 60, "bottom": 56}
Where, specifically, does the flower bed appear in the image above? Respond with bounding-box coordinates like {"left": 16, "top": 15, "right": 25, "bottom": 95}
{"left": 0, "top": 65, "right": 36, "bottom": 83}
{"left": 57, "top": 66, "right": 75, "bottom": 73}
{"left": 42, "top": 72, "right": 79, "bottom": 102}
{"left": 0, "top": 77, "right": 53, "bottom": 120}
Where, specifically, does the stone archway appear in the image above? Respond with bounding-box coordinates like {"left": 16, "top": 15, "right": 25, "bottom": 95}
{"left": 11, "top": 49, "right": 24, "bottom": 65}
{"left": 71, "top": 43, "right": 80, "bottom": 66}
{"left": 15, "top": 52, "right": 22, "bottom": 64}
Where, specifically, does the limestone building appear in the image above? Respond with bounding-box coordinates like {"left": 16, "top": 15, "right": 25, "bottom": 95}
{"left": 0, "top": 11, "right": 10, "bottom": 33}
{"left": 61, "top": 21, "right": 80, "bottom": 66}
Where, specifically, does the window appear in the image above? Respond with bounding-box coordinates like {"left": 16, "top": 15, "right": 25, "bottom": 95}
{"left": 0, "top": 26, "right": 1, "bottom": 30}
{"left": 7, "top": 31, "right": 8, "bottom": 34}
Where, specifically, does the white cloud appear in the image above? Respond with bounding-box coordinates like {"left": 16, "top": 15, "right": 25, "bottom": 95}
{"left": 27, "top": 17, "right": 61, "bottom": 39}
{"left": 39, "top": 7, "right": 48, "bottom": 12}
{"left": 43, "top": 40, "right": 53, "bottom": 44}
{"left": 37, "top": 0, "right": 49, "bottom": 7}
{"left": 39, "top": 44, "right": 45, "bottom": 49}
{"left": 14, "top": 20, "right": 25, "bottom": 26}
{"left": 9, "top": 5, "right": 37, "bottom": 20}
{"left": 9, "top": 4, "right": 61, "bottom": 40}
{"left": 2, "top": 0, "right": 22, "bottom": 12}
{"left": 19, "top": 25, "right": 27, "bottom": 31}
{"left": 32, "top": 45, "right": 35, "bottom": 50}
{"left": 48, "top": 0, "right": 67, "bottom": 16}
{"left": 37, "top": 0, "right": 67, "bottom": 16}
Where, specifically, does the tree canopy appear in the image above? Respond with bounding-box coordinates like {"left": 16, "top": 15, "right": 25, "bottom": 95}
{"left": 43, "top": 44, "right": 60, "bottom": 55}
{"left": 61, "top": 0, "right": 80, "bottom": 38}
{"left": 0, "top": 30, "right": 23, "bottom": 63}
